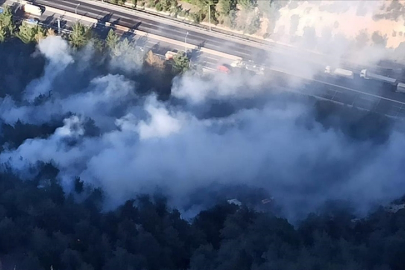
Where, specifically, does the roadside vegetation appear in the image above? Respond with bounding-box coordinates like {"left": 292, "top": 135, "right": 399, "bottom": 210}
{"left": 103, "top": 0, "right": 290, "bottom": 37}
{"left": 0, "top": 6, "right": 191, "bottom": 77}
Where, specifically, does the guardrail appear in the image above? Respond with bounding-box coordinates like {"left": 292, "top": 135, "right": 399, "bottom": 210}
{"left": 86, "top": 0, "right": 405, "bottom": 75}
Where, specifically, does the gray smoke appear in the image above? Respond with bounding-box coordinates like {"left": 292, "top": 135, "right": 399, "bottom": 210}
{"left": 0, "top": 36, "right": 404, "bottom": 221}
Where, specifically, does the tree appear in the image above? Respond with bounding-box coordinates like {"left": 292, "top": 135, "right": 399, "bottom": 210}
{"left": 34, "top": 26, "right": 47, "bottom": 42}
{"left": 69, "top": 22, "right": 92, "bottom": 49}
{"left": 238, "top": 0, "right": 255, "bottom": 11}
{"left": 0, "top": 6, "right": 15, "bottom": 42}
{"left": 47, "top": 28, "right": 57, "bottom": 36}
{"left": 145, "top": 50, "right": 165, "bottom": 69}
{"left": 17, "top": 23, "right": 47, "bottom": 44}
{"left": 218, "top": 0, "right": 237, "bottom": 16}
{"left": 172, "top": 52, "right": 190, "bottom": 74}
{"left": 106, "top": 29, "right": 119, "bottom": 51}
{"left": 17, "top": 23, "right": 33, "bottom": 43}
{"left": 355, "top": 30, "right": 369, "bottom": 48}
{"left": 246, "top": 14, "right": 261, "bottom": 34}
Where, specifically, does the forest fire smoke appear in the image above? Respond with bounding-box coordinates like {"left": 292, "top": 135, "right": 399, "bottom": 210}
{"left": 0, "top": 35, "right": 404, "bottom": 221}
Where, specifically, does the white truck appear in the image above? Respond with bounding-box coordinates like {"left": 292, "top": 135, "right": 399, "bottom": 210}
{"left": 396, "top": 82, "right": 405, "bottom": 93}
{"left": 165, "top": 51, "right": 177, "bottom": 60}
{"left": 324, "top": 66, "right": 354, "bottom": 79}
{"left": 360, "top": 69, "right": 397, "bottom": 84}
{"left": 23, "top": 3, "right": 43, "bottom": 16}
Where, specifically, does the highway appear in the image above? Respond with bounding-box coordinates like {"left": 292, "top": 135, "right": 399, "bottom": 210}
{"left": 32, "top": 0, "right": 405, "bottom": 77}
{"left": 29, "top": 0, "right": 405, "bottom": 87}
{"left": 34, "top": 0, "right": 269, "bottom": 60}
{"left": 45, "top": 13, "right": 233, "bottom": 71}
{"left": 35, "top": 0, "right": 381, "bottom": 76}
{"left": 8, "top": 0, "right": 405, "bottom": 118}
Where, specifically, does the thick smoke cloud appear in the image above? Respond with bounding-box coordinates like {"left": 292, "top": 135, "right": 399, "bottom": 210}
{"left": 1, "top": 36, "right": 405, "bottom": 221}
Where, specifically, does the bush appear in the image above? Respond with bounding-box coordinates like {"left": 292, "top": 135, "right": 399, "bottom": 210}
{"left": 155, "top": 2, "right": 163, "bottom": 11}
{"left": 146, "top": 0, "right": 156, "bottom": 8}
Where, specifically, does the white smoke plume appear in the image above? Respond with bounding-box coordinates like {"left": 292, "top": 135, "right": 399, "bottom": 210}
{"left": 263, "top": 0, "right": 405, "bottom": 84}
{"left": 1, "top": 34, "right": 405, "bottom": 221}
{"left": 24, "top": 36, "right": 74, "bottom": 102}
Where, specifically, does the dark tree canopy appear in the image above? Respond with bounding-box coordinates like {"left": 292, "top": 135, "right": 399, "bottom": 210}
{"left": 0, "top": 167, "right": 404, "bottom": 270}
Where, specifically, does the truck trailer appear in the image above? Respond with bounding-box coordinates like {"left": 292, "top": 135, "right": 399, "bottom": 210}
{"left": 397, "top": 82, "right": 405, "bottom": 93}
{"left": 360, "top": 69, "right": 397, "bottom": 84}
{"left": 23, "top": 3, "right": 43, "bottom": 16}
{"left": 324, "top": 66, "right": 354, "bottom": 79}
{"left": 165, "top": 51, "right": 177, "bottom": 60}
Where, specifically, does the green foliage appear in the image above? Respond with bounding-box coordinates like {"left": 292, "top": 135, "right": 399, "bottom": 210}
{"left": 238, "top": 0, "right": 256, "bottom": 11}
{"left": 172, "top": 51, "right": 190, "bottom": 74}
{"left": 18, "top": 23, "right": 46, "bottom": 44}
{"left": 69, "top": 22, "right": 92, "bottom": 49}
{"left": 106, "top": 29, "right": 119, "bottom": 51}
{"left": 0, "top": 6, "right": 15, "bottom": 42}
{"left": 246, "top": 14, "right": 261, "bottom": 34}
{"left": 146, "top": 0, "right": 156, "bottom": 8}
{"left": 156, "top": 2, "right": 163, "bottom": 11}
{"left": 218, "top": 0, "right": 237, "bottom": 16}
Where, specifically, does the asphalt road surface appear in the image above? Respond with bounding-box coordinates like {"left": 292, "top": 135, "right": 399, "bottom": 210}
{"left": 34, "top": 0, "right": 271, "bottom": 61}
{"left": 34, "top": 0, "right": 405, "bottom": 77}
{"left": 10, "top": 0, "right": 405, "bottom": 117}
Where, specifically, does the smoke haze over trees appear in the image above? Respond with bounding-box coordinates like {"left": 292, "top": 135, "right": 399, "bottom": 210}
{"left": 0, "top": 7, "right": 405, "bottom": 269}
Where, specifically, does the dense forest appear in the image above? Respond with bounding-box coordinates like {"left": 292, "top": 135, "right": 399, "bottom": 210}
{"left": 0, "top": 167, "right": 405, "bottom": 270}
{"left": 0, "top": 36, "right": 403, "bottom": 269}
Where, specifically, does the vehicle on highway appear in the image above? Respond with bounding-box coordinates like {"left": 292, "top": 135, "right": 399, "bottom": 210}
{"left": 23, "top": 2, "right": 44, "bottom": 16}
{"left": 24, "top": 18, "right": 39, "bottom": 26}
{"left": 324, "top": 66, "right": 354, "bottom": 79}
{"left": 397, "top": 82, "right": 405, "bottom": 93}
{"left": 230, "top": 59, "right": 245, "bottom": 68}
{"left": 165, "top": 51, "right": 177, "bottom": 60}
{"left": 360, "top": 69, "right": 397, "bottom": 85}
{"left": 230, "top": 59, "right": 264, "bottom": 74}
{"left": 217, "top": 64, "right": 231, "bottom": 74}
{"left": 245, "top": 60, "right": 265, "bottom": 75}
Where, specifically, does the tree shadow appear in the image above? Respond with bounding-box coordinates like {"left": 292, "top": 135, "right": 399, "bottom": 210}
{"left": 97, "top": 13, "right": 113, "bottom": 25}
{"left": 111, "top": 17, "right": 121, "bottom": 27}
{"left": 121, "top": 31, "right": 135, "bottom": 40}
{"left": 43, "top": 14, "right": 55, "bottom": 26}
{"left": 188, "top": 48, "right": 201, "bottom": 62}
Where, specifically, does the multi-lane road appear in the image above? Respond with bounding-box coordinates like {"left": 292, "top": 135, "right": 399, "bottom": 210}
{"left": 34, "top": 0, "right": 270, "bottom": 61}
{"left": 32, "top": 0, "right": 383, "bottom": 73}
{"left": 9, "top": 0, "right": 405, "bottom": 117}
{"left": 32, "top": 0, "right": 405, "bottom": 76}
